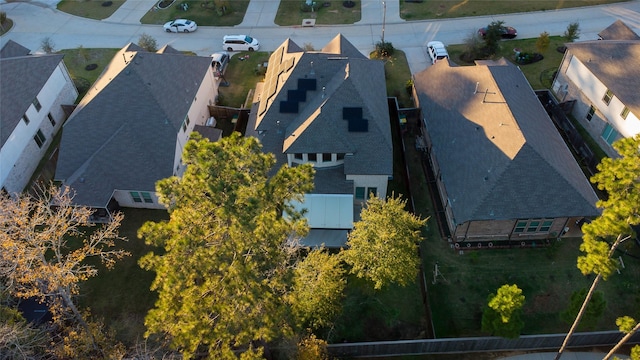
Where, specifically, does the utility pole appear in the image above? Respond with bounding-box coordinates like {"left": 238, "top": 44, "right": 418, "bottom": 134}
{"left": 382, "top": 1, "right": 386, "bottom": 43}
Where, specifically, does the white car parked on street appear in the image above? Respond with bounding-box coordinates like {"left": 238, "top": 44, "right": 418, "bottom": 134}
{"left": 163, "top": 19, "right": 197, "bottom": 33}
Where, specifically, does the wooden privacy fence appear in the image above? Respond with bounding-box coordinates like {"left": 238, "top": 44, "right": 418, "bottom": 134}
{"left": 327, "top": 331, "right": 640, "bottom": 358}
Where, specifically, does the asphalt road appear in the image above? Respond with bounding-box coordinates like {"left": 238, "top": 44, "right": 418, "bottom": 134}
{"left": 2, "top": 0, "right": 640, "bottom": 74}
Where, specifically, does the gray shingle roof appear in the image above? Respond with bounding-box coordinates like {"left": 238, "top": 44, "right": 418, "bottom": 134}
{"left": 414, "top": 59, "right": 599, "bottom": 223}
{"left": 246, "top": 35, "right": 392, "bottom": 194}
{"left": 0, "top": 40, "right": 31, "bottom": 58}
{"left": 1, "top": 48, "right": 65, "bottom": 147}
{"left": 55, "top": 44, "right": 212, "bottom": 207}
{"left": 598, "top": 20, "right": 640, "bottom": 40}
{"left": 565, "top": 40, "right": 640, "bottom": 117}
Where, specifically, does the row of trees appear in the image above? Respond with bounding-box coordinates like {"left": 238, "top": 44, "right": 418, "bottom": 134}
{"left": 0, "top": 133, "right": 426, "bottom": 359}
{"left": 138, "top": 133, "right": 427, "bottom": 359}
{"left": 2, "top": 130, "right": 638, "bottom": 358}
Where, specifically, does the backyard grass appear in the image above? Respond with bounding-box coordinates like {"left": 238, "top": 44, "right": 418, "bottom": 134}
{"left": 57, "top": 0, "right": 125, "bottom": 20}
{"left": 140, "top": 0, "right": 249, "bottom": 26}
{"left": 79, "top": 209, "right": 168, "bottom": 346}
{"left": 274, "top": 0, "right": 361, "bottom": 26}
{"left": 399, "top": 0, "right": 626, "bottom": 20}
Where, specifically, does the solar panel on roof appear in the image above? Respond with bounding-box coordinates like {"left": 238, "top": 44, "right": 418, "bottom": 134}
{"left": 280, "top": 101, "right": 299, "bottom": 113}
{"left": 298, "top": 78, "right": 317, "bottom": 91}
{"left": 343, "top": 107, "right": 362, "bottom": 120}
{"left": 348, "top": 119, "right": 368, "bottom": 132}
{"left": 288, "top": 89, "right": 307, "bottom": 102}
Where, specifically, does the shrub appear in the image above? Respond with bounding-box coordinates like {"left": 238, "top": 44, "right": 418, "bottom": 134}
{"left": 375, "top": 40, "right": 395, "bottom": 57}
{"left": 536, "top": 31, "right": 550, "bottom": 53}
{"left": 564, "top": 22, "right": 580, "bottom": 42}
{"left": 138, "top": 33, "right": 158, "bottom": 52}
{"left": 41, "top": 37, "right": 55, "bottom": 54}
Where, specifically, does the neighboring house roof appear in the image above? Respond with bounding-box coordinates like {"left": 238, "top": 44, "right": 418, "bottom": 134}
{"left": 246, "top": 34, "right": 392, "bottom": 193}
{"left": 0, "top": 40, "right": 31, "bottom": 58}
{"left": 56, "top": 43, "right": 212, "bottom": 207}
{"left": 598, "top": 19, "right": 640, "bottom": 40}
{"left": 565, "top": 40, "right": 640, "bottom": 118}
{"left": 0, "top": 45, "right": 64, "bottom": 147}
{"left": 414, "top": 58, "right": 599, "bottom": 224}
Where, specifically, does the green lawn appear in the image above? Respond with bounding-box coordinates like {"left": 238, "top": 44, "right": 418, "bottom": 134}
{"left": 216, "top": 52, "right": 270, "bottom": 108}
{"left": 59, "top": 48, "right": 119, "bottom": 101}
{"left": 446, "top": 36, "right": 568, "bottom": 90}
{"left": 399, "top": 0, "right": 626, "bottom": 20}
{"left": 274, "top": 0, "right": 361, "bottom": 26}
{"left": 140, "top": 0, "right": 249, "bottom": 26}
{"left": 79, "top": 209, "right": 168, "bottom": 346}
{"left": 57, "top": 0, "right": 125, "bottom": 20}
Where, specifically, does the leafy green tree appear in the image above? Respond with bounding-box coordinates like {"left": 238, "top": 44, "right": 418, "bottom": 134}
{"left": 604, "top": 316, "right": 640, "bottom": 360}
{"left": 564, "top": 22, "right": 580, "bottom": 42}
{"left": 560, "top": 288, "right": 606, "bottom": 330}
{"left": 139, "top": 133, "right": 314, "bottom": 359}
{"left": 555, "top": 135, "right": 640, "bottom": 360}
{"left": 0, "top": 185, "right": 127, "bottom": 356}
{"left": 483, "top": 20, "right": 505, "bottom": 55}
{"left": 536, "top": 31, "right": 550, "bottom": 53}
{"left": 481, "top": 284, "right": 525, "bottom": 338}
{"left": 342, "top": 194, "right": 426, "bottom": 290}
{"left": 288, "top": 248, "right": 346, "bottom": 330}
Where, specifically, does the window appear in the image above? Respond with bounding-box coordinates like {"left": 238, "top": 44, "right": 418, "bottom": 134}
{"left": 322, "top": 153, "right": 332, "bottom": 162}
{"left": 294, "top": 153, "right": 303, "bottom": 160}
{"left": 337, "top": 153, "right": 345, "bottom": 160}
{"left": 182, "top": 115, "right": 190, "bottom": 132}
{"left": 355, "top": 187, "right": 365, "bottom": 200}
{"left": 602, "top": 89, "right": 613, "bottom": 105}
{"left": 540, "top": 220, "right": 553, "bottom": 232}
{"left": 601, "top": 123, "right": 618, "bottom": 145}
{"left": 32, "top": 97, "right": 42, "bottom": 111}
{"left": 621, "top": 106, "right": 630, "bottom": 120}
{"left": 308, "top": 153, "right": 317, "bottom": 162}
{"left": 515, "top": 219, "right": 554, "bottom": 234}
{"left": 514, "top": 221, "right": 527, "bottom": 233}
{"left": 22, "top": 114, "right": 30, "bottom": 125}
{"left": 33, "top": 130, "right": 46, "bottom": 148}
{"left": 130, "top": 192, "right": 142, "bottom": 203}
{"left": 141, "top": 192, "right": 153, "bottom": 203}
{"left": 586, "top": 106, "right": 595, "bottom": 121}
{"left": 526, "top": 221, "right": 540, "bottom": 232}
{"left": 367, "top": 187, "right": 377, "bottom": 199}
{"left": 48, "top": 113, "right": 56, "bottom": 126}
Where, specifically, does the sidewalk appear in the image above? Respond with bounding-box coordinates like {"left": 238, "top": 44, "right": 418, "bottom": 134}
{"left": 102, "top": 0, "right": 404, "bottom": 26}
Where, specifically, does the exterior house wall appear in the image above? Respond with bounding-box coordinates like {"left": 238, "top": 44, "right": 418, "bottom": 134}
{"left": 553, "top": 52, "right": 639, "bottom": 157}
{"left": 453, "top": 218, "right": 569, "bottom": 243}
{"left": 1, "top": 63, "right": 77, "bottom": 194}
{"left": 112, "top": 189, "right": 165, "bottom": 209}
{"left": 345, "top": 174, "right": 388, "bottom": 203}
{"left": 173, "top": 68, "right": 219, "bottom": 175}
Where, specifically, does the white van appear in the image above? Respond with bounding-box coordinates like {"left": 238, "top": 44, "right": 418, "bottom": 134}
{"left": 222, "top": 35, "right": 260, "bottom": 52}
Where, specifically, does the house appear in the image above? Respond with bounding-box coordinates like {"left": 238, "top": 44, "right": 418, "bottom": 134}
{"left": 552, "top": 20, "right": 640, "bottom": 158}
{"left": 55, "top": 43, "right": 219, "bottom": 220}
{"left": 0, "top": 40, "right": 78, "bottom": 195}
{"left": 413, "top": 58, "right": 600, "bottom": 247}
{"left": 245, "top": 34, "right": 393, "bottom": 247}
